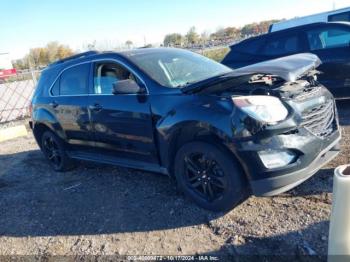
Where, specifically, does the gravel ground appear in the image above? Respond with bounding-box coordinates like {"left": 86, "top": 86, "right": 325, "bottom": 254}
{"left": 0, "top": 102, "right": 349, "bottom": 261}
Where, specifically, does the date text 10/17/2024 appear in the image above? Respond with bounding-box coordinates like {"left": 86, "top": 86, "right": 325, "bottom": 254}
{"left": 126, "top": 255, "right": 220, "bottom": 261}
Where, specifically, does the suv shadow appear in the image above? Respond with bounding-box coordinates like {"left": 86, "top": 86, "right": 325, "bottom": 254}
{"left": 0, "top": 149, "right": 224, "bottom": 237}
{"left": 0, "top": 146, "right": 337, "bottom": 237}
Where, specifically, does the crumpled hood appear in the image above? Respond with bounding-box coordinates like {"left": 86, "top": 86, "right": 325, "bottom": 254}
{"left": 230, "top": 53, "right": 321, "bottom": 82}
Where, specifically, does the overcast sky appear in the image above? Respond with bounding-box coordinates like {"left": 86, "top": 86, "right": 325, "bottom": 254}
{"left": 1, "top": 0, "right": 350, "bottom": 60}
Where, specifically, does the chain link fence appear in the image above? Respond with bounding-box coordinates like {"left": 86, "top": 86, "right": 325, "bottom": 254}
{"left": 0, "top": 71, "right": 40, "bottom": 124}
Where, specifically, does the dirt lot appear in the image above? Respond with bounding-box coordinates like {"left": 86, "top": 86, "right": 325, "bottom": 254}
{"left": 0, "top": 102, "right": 349, "bottom": 261}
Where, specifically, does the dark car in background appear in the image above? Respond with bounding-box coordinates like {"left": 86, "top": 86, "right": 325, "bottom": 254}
{"left": 222, "top": 22, "right": 350, "bottom": 99}
{"left": 30, "top": 49, "right": 340, "bottom": 211}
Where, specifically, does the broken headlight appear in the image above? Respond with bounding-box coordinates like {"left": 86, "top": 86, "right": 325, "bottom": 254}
{"left": 232, "top": 95, "right": 289, "bottom": 124}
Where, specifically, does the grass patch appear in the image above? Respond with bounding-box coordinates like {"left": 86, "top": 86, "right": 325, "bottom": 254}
{"left": 200, "top": 47, "right": 230, "bottom": 62}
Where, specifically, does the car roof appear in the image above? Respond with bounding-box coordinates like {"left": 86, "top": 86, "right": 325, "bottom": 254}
{"left": 231, "top": 22, "right": 350, "bottom": 47}
{"left": 119, "top": 47, "right": 184, "bottom": 56}
{"left": 45, "top": 48, "right": 186, "bottom": 72}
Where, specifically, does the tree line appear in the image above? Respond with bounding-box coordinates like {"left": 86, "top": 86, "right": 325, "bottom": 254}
{"left": 163, "top": 19, "right": 282, "bottom": 47}
{"left": 12, "top": 19, "right": 282, "bottom": 70}
{"left": 12, "top": 40, "right": 138, "bottom": 70}
{"left": 13, "top": 42, "right": 74, "bottom": 70}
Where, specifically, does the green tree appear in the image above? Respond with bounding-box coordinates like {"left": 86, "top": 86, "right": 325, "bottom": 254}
{"left": 200, "top": 31, "right": 210, "bottom": 44}
{"left": 46, "top": 42, "right": 60, "bottom": 62}
{"left": 163, "top": 33, "right": 183, "bottom": 47}
{"left": 125, "top": 40, "right": 133, "bottom": 49}
{"left": 17, "top": 42, "right": 74, "bottom": 69}
{"left": 185, "top": 26, "right": 199, "bottom": 45}
{"left": 26, "top": 48, "right": 42, "bottom": 68}
{"left": 56, "top": 44, "right": 74, "bottom": 59}
{"left": 210, "top": 27, "right": 226, "bottom": 40}
{"left": 240, "top": 20, "right": 282, "bottom": 37}
{"left": 241, "top": 23, "right": 255, "bottom": 36}
{"left": 42, "top": 42, "right": 73, "bottom": 63}
{"left": 12, "top": 59, "right": 29, "bottom": 70}
{"left": 225, "top": 27, "right": 240, "bottom": 39}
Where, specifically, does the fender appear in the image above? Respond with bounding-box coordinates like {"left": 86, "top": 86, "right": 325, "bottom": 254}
{"left": 32, "top": 107, "right": 66, "bottom": 141}
{"left": 155, "top": 96, "right": 237, "bottom": 170}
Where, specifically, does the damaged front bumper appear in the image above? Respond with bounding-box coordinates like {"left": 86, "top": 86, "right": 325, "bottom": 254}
{"left": 227, "top": 81, "right": 342, "bottom": 196}
{"left": 233, "top": 128, "right": 341, "bottom": 196}
{"left": 250, "top": 132, "right": 340, "bottom": 196}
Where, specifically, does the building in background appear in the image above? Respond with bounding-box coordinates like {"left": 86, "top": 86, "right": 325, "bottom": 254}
{"left": 0, "top": 53, "right": 16, "bottom": 81}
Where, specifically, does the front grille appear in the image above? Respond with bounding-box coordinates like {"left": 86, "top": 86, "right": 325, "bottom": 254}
{"left": 300, "top": 99, "right": 336, "bottom": 139}
{"left": 292, "top": 86, "right": 323, "bottom": 102}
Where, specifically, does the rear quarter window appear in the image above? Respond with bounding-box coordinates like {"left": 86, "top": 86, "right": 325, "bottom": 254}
{"left": 51, "top": 79, "right": 60, "bottom": 96}
{"left": 33, "top": 69, "right": 58, "bottom": 98}
{"left": 59, "top": 63, "right": 90, "bottom": 96}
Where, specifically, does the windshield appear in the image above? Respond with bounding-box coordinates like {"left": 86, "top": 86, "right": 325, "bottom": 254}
{"left": 126, "top": 49, "right": 232, "bottom": 88}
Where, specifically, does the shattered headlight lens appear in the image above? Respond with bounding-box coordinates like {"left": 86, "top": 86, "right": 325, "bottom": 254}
{"left": 232, "top": 95, "right": 289, "bottom": 124}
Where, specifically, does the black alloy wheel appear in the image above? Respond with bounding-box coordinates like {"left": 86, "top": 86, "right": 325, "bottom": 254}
{"left": 174, "top": 141, "right": 249, "bottom": 212}
{"left": 43, "top": 134, "right": 62, "bottom": 169}
{"left": 184, "top": 153, "right": 227, "bottom": 202}
{"left": 41, "top": 131, "right": 74, "bottom": 172}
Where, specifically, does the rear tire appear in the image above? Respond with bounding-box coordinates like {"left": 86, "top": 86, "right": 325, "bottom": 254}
{"left": 174, "top": 141, "right": 249, "bottom": 212}
{"left": 40, "top": 131, "right": 75, "bottom": 172}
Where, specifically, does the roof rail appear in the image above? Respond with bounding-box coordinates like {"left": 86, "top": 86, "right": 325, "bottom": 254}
{"left": 49, "top": 51, "right": 99, "bottom": 67}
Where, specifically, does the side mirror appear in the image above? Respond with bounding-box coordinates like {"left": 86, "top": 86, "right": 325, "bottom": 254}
{"left": 112, "top": 79, "right": 143, "bottom": 95}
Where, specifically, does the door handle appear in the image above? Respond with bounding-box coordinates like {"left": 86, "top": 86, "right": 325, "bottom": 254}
{"left": 89, "top": 103, "right": 103, "bottom": 111}
{"left": 49, "top": 101, "right": 58, "bottom": 108}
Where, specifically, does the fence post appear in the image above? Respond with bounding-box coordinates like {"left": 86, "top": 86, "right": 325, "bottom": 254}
{"left": 30, "top": 69, "right": 37, "bottom": 86}
{"left": 28, "top": 59, "right": 37, "bottom": 86}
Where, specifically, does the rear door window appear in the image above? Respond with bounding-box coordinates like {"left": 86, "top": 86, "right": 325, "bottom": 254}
{"left": 307, "top": 26, "right": 350, "bottom": 51}
{"left": 59, "top": 63, "right": 90, "bottom": 96}
{"left": 261, "top": 34, "right": 300, "bottom": 56}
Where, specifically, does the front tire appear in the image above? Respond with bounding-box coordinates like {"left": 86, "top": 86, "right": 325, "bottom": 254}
{"left": 174, "top": 141, "right": 249, "bottom": 212}
{"left": 41, "top": 131, "right": 74, "bottom": 172}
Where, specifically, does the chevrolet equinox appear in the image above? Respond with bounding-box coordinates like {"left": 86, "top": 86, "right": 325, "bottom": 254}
{"left": 30, "top": 49, "right": 341, "bottom": 211}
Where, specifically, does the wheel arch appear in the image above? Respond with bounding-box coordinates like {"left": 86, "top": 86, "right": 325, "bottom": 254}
{"left": 32, "top": 108, "right": 65, "bottom": 147}
{"left": 159, "top": 121, "right": 244, "bottom": 178}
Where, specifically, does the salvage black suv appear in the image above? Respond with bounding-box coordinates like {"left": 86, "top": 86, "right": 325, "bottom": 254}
{"left": 30, "top": 49, "right": 341, "bottom": 211}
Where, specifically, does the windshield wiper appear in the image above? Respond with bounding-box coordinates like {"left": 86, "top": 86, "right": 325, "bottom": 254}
{"left": 181, "top": 72, "right": 235, "bottom": 93}
{"left": 174, "top": 82, "right": 192, "bottom": 88}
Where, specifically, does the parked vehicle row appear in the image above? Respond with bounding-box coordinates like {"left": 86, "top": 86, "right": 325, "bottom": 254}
{"left": 269, "top": 6, "right": 350, "bottom": 32}
{"left": 30, "top": 49, "right": 341, "bottom": 211}
{"left": 222, "top": 22, "right": 350, "bottom": 99}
